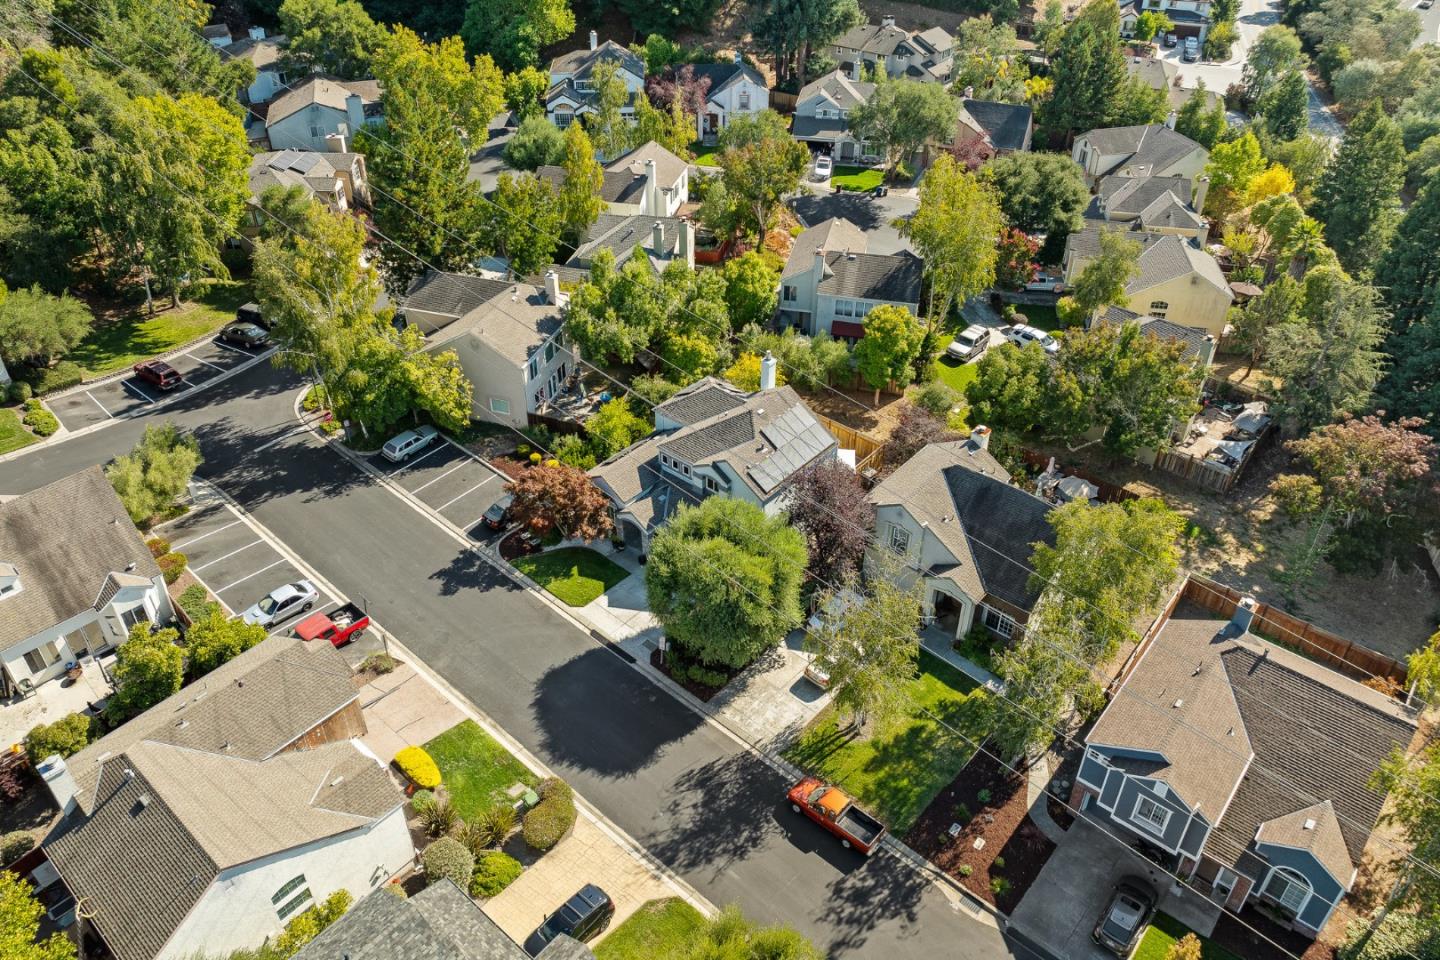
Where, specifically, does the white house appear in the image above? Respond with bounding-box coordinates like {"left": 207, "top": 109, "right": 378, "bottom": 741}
{"left": 39, "top": 635, "right": 413, "bottom": 960}
{"left": 0, "top": 467, "right": 173, "bottom": 698}
{"left": 791, "top": 70, "right": 878, "bottom": 163}
{"left": 687, "top": 60, "right": 770, "bottom": 140}
{"left": 536, "top": 140, "right": 690, "bottom": 218}
{"left": 1119, "top": 0, "right": 1216, "bottom": 43}
{"left": 400, "top": 270, "right": 577, "bottom": 429}
{"left": 545, "top": 32, "right": 645, "bottom": 129}
{"left": 219, "top": 27, "right": 290, "bottom": 106}
{"left": 778, "top": 218, "right": 924, "bottom": 337}
{"left": 264, "top": 76, "right": 383, "bottom": 152}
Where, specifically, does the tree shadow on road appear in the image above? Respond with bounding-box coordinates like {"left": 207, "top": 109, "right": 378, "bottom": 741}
{"left": 427, "top": 547, "right": 522, "bottom": 597}
{"left": 816, "top": 850, "right": 934, "bottom": 956}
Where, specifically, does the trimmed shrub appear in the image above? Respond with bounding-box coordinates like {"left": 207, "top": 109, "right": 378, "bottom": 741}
{"left": 419, "top": 796, "right": 459, "bottom": 837}
{"left": 422, "top": 836, "right": 475, "bottom": 888}
{"left": 176, "top": 583, "right": 217, "bottom": 623}
{"left": 991, "top": 854, "right": 1005, "bottom": 870}
{"left": 523, "top": 777, "right": 577, "bottom": 852}
{"left": 22, "top": 402, "right": 59, "bottom": 436}
{"left": 954, "top": 803, "right": 971, "bottom": 823}
{"left": 360, "top": 652, "right": 397, "bottom": 674}
{"left": 470, "top": 851, "right": 523, "bottom": 898}
{"left": 1, "top": 831, "right": 35, "bottom": 864}
{"left": 958, "top": 864, "right": 973, "bottom": 877}
{"left": 990, "top": 877, "right": 1011, "bottom": 896}
{"left": 24, "top": 712, "right": 99, "bottom": 765}
{"left": 411, "top": 789, "right": 436, "bottom": 813}
{"left": 471, "top": 804, "right": 518, "bottom": 851}
{"left": 30, "top": 361, "right": 83, "bottom": 395}
{"left": 914, "top": 379, "right": 961, "bottom": 417}
{"left": 156, "top": 551, "right": 188, "bottom": 585}
{"left": 385, "top": 883, "right": 408, "bottom": 899}
{"left": 976, "top": 789, "right": 992, "bottom": 805}
{"left": 394, "top": 746, "right": 441, "bottom": 789}
{"left": 8, "top": 381, "right": 33, "bottom": 403}
{"left": 147, "top": 537, "right": 172, "bottom": 558}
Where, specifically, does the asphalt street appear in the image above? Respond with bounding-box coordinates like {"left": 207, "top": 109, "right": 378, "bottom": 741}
{"left": 0, "top": 362, "right": 1044, "bottom": 960}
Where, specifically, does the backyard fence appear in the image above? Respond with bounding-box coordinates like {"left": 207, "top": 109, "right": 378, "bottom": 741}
{"left": 1019, "top": 448, "right": 1138, "bottom": 504}
{"left": 768, "top": 91, "right": 798, "bottom": 114}
{"left": 1152, "top": 422, "right": 1275, "bottom": 495}
{"left": 814, "top": 413, "right": 885, "bottom": 475}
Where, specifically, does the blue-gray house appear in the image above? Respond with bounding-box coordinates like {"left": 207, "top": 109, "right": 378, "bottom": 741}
{"left": 1072, "top": 596, "right": 1417, "bottom": 938}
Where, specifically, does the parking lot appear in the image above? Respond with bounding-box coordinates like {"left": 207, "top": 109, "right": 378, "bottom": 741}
{"left": 47, "top": 337, "right": 272, "bottom": 433}
{"left": 364, "top": 437, "right": 510, "bottom": 541}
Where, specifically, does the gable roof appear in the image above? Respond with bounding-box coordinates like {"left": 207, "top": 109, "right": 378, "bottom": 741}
{"left": 606, "top": 140, "right": 689, "bottom": 189}
{"left": 402, "top": 270, "right": 512, "bottom": 325}
{"left": 1067, "top": 228, "right": 1229, "bottom": 298}
{"left": 688, "top": 61, "right": 767, "bottom": 99}
{"left": 220, "top": 34, "right": 287, "bottom": 69}
{"left": 782, "top": 218, "right": 868, "bottom": 279}
{"left": 1092, "top": 174, "right": 1194, "bottom": 219}
{"left": 1138, "top": 191, "right": 1206, "bottom": 231}
{"left": 1255, "top": 801, "right": 1353, "bottom": 887}
{"left": 816, "top": 250, "right": 924, "bottom": 304}
{"left": 567, "top": 215, "right": 683, "bottom": 271}
{"left": 267, "top": 76, "right": 381, "bottom": 125}
{"left": 548, "top": 40, "right": 644, "bottom": 81}
{"left": 249, "top": 149, "right": 359, "bottom": 201}
{"left": 834, "top": 21, "right": 912, "bottom": 55}
{"left": 0, "top": 466, "right": 161, "bottom": 647}
{"left": 653, "top": 376, "right": 749, "bottom": 426}
{"left": 1079, "top": 123, "right": 1205, "bottom": 178}
{"left": 421, "top": 282, "right": 565, "bottom": 367}
{"left": 959, "top": 98, "right": 1032, "bottom": 153}
{"left": 1099, "top": 307, "right": 1214, "bottom": 363}
{"left": 797, "top": 70, "right": 874, "bottom": 111}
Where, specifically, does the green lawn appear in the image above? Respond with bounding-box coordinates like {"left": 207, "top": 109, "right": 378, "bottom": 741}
{"left": 67, "top": 279, "right": 253, "bottom": 378}
{"left": 782, "top": 650, "right": 990, "bottom": 833}
{"left": 689, "top": 141, "right": 721, "bottom": 167}
{"left": 595, "top": 898, "right": 707, "bottom": 960}
{"left": 513, "top": 547, "right": 629, "bottom": 606}
{"left": 1012, "top": 303, "right": 1062, "bottom": 332}
{"left": 831, "top": 165, "right": 885, "bottom": 191}
{"left": 424, "top": 719, "right": 538, "bottom": 822}
{"left": 932, "top": 356, "right": 979, "bottom": 395}
{"left": 1134, "top": 913, "right": 1243, "bottom": 960}
{"left": 0, "top": 409, "right": 38, "bottom": 455}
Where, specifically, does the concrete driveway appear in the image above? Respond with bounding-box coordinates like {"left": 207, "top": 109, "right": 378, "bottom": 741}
{"left": 789, "top": 190, "right": 917, "bottom": 255}
{"left": 468, "top": 115, "right": 516, "bottom": 194}
{"left": 1009, "top": 817, "right": 1220, "bottom": 960}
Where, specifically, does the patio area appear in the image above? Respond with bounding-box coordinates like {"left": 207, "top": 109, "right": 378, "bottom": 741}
{"left": 0, "top": 654, "right": 115, "bottom": 752}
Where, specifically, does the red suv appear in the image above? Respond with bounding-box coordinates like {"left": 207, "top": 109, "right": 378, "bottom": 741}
{"left": 133, "top": 360, "right": 183, "bottom": 391}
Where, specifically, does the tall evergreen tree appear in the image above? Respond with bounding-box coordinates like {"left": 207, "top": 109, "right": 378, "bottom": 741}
{"left": 1256, "top": 69, "right": 1309, "bottom": 141}
{"left": 1379, "top": 300, "right": 1440, "bottom": 437}
{"left": 1375, "top": 170, "right": 1440, "bottom": 332}
{"left": 1315, "top": 100, "right": 1405, "bottom": 275}
{"left": 1040, "top": 0, "right": 1126, "bottom": 143}
{"left": 1175, "top": 82, "right": 1227, "bottom": 148}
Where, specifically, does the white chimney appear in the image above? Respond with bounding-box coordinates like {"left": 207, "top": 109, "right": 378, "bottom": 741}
{"left": 1231, "top": 596, "right": 1258, "bottom": 635}
{"left": 733, "top": 50, "right": 742, "bottom": 64}
{"left": 248, "top": 26, "right": 265, "bottom": 41}
{"left": 882, "top": 14, "right": 896, "bottom": 27}
{"left": 589, "top": 29, "right": 598, "bottom": 51}
{"left": 759, "top": 351, "right": 778, "bottom": 391}
{"left": 643, "top": 158, "right": 659, "bottom": 216}
{"left": 679, "top": 221, "right": 694, "bottom": 270}
{"left": 544, "top": 270, "right": 562, "bottom": 307}
{"left": 325, "top": 132, "right": 347, "bottom": 154}
{"left": 970, "top": 424, "right": 991, "bottom": 451}
{"left": 38, "top": 755, "right": 80, "bottom": 817}
{"left": 344, "top": 92, "right": 365, "bottom": 136}
{"left": 1193, "top": 175, "right": 1211, "bottom": 216}
{"left": 651, "top": 220, "right": 665, "bottom": 254}
{"left": 1164, "top": 110, "right": 1178, "bottom": 130}
{"left": 963, "top": 85, "right": 974, "bottom": 100}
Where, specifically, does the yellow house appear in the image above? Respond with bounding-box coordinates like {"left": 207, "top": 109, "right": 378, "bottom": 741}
{"left": 1063, "top": 227, "right": 1233, "bottom": 339}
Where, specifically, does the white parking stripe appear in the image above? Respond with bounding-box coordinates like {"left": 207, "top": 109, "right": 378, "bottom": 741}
{"left": 254, "top": 426, "right": 311, "bottom": 454}
{"left": 410, "top": 459, "right": 471, "bottom": 493}
{"left": 388, "top": 442, "right": 447, "bottom": 476}
{"left": 433, "top": 477, "right": 492, "bottom": 512}
{"left": 214, "top": 558, "right": 286, "bottom": 594}
{"left": 170, "top": 519, "right": 244, "bottom": 550}
{"left": 192, "top": 538, "right": 264, "bottom": 572}
{"left": 121, "top": 380, "right": 155, "bottom": 403}
{"left": 212, "top": 340, "right": 255, "bottom": 356}
{"left": 85, "top": 391, "right": 113, "bottom": 418}
{"left": 190, "top": 355, "right": 226, "bottom": 372}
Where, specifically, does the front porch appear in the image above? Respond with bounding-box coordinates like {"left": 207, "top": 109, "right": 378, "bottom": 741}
{"left": 0, "top": 652, "right": 115, "bottom": 751}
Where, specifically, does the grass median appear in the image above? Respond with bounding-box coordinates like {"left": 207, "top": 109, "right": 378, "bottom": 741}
{"left": 67, "top": 280, "right": 252, "bottom": 378}
{"left": 513, "top": 547, "right": 630, "bottom": 607}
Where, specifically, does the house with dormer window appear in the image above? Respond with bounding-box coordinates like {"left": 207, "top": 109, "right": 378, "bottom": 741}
{"left": 0, "top": 467, "right": 174, "bottom": 698}
{"left": 545, "top": 32, "right": 645, "bottom": 132}
{"left": 791, "top": 71, "right": 879, "bottom": 163}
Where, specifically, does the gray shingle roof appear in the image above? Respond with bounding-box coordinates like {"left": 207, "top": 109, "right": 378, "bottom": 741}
{"left": 607, "top": 141, "right": 689, "bottom": 191}
{"left": 1096, "top": 307, "right": 1214, "bottom": 363}
{"left": 403, "top": 270, "right": 512, "bottom": 323}
{"left": 688, "top": 61, "right": 767, "bottom": 99}
{"left": 1067, "top": 228, "right": 1229, "bottom": 298}
{"left": 548, "top": 40, "right": 643, "bottom": 82}
{"left": 653, "top": 377, "right": 748, "bottom": 426}
{"left": 797, "top": 71, "right": 874, "bottom": 111}
{"left": 568, "top": 215, "right": 683, "bottom": 270}
{"left": 834, "top": 22, "right": 911, "bottom": 55}
{"left": 783, "top": 218, "right": 868, "bottom": 279}
{"left": 267, "top": 76, "right": 381, "bottom": 125}
{"left": 816, "top": 250, "right": 924, "bottom": 304}
{"left": 0, "top": 466, "right": 161, "bottom": 648}
{"left": 1093, "top": 174, "right": 1194, "bottom": 219}
{"left": 959, "top": 99, "right": 1032, "bottom": 153}
{"left": 1079, "top": 123, "right": 1205, "bottom": 178}
{"left": 426, "top": 284, "right": 565, "bottom": 366}
{"left": 661, "top": 411, "right": 757, "bottom": 463}
{"left": 1138, "top": 192, "right": 1205, "bottom": 231}
{"left": 791, "top": 115, "right": 851, "bottom": 141}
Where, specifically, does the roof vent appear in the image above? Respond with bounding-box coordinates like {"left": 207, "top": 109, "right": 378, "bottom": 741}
{"left": 123, "top": 768, "right": 135, "bottom": 780}
{"left": 125, "top": 562, "right": 137, "bottom": 572}
{"left": 1191, "top": 661, "right": 1203, "bottom": 676}
{"left": 221, "top": 741, "right": 233, "bottom": 752}
{"left": 1172, "top": 698, "right": 1184, "bottom": 709}
{"left": 137, "top": 792, "right": 152, "bottom": 808}
{"left": 1303, "top": 818, "right": 1317, "bottom": 830}
{"left": 175, "top": 719, "right": 189, "bottom": 729}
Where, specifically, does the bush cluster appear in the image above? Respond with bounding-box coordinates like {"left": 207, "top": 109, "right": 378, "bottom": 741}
{"left": 458, "top": 804, "right": 518, "bottom": 853}
{"left": 522, "top": 777, "right": 577, "bottom": 852}
{"left": 0, "top": 831, "right": 35, "bottom": 864}
{"left": 22, "top": 400, "right": 59, "bottom": 436}
{"left": 422, "top": 836, "right": 475, "bottom": 888}
{"left": 469, "top": 851, "right": 524, "bottom": 898}
{"left": 678, "top": 662, "right": 728, "bottom": 688}
{"left": 360, "top": 652, "right": 397, "bottom": 674}
{"left": 394, "top": 746, "right": 442, "bottom": 789}
{"left": 156, "top": 551, "right": 188, "bottom": 585}
{"left": 24, "top": 712, "right": 99, "bottom": 765}
{"left": 176, "top": 583, "right": 219, "bottom": 623}
{"left": 25, "top": 361, "right": 83, "bottom": 395}
{"left": 146, "top": 537, "right": 171, "bottom": 558}
{"left": 7, "top": 381, "right": 32, "bottom": 403}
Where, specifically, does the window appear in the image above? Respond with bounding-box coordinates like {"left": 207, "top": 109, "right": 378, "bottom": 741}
{"left": 23, "top": 643, "right": 61, "bottom": 675}
{"left": 1134, "top": 796, "right": 1171, "bottom": 834}
{"left": 1263, "top": 868, "right": 1311, "bottom": 914}
{"left": 981, "top": 605, "right": 1017, "bottom": 639}
{"left": 272, "top": 874, "right": 313, "bottom": 920}
{"left": 121, "top": 606, "right": 150, "bottom": 631}
{"left": 528, "top": 357, "right": 539, "bottom": 380}
{"left": 1149, "top": 300, "right": 1169, "bottom": 319}
{"left": 888, "top": 524, "right": 910, "bottom": 555}
{"left": 489, "top": 397, "right": 511, "bottom": 415}
{"left": 738, "top": 90, "right": 750, "bottom": 110}
{"left": 704, "top": 474, "right": 722, "bottom": 493}
{"left": 782, "top": 285, "right": 797, "bottom": 302}
{"left": 309, "top": 125, "right": 321, "bottom": 138}
{"left": 835, "top": 300, "right": 854, "bottom": 317}
{"left": 545, "top": 341, "right": 556, "bottom": 362}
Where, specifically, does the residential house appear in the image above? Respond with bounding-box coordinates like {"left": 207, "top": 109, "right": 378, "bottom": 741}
{"left": 953, "top": 97, "right": 1034, "bottom": 161}
{"left": 545, "top": 32, "right": 645, "bottom": 130}
{"left": 1071, "top": 122, "right": 1209, "bottom": 187}
{"left": 778, "top": 218, "right": 924, "bottom": 337}
{"left": 791, "top": 71, "right": 878, "bottom": 163}
{"left": 0, "top": 467, "right": 173, "bottom": 698}
{"left": 1126, "top": 56, "right": 1224, "bottom": 112}
{"left": 551, "top": 214, "right": 696, "bottom": 283}
{"left": 1098, "top": 305, "right": 1218, "bottom": 368}
{"left": 1084, "top": 173, "right": 1209, "bottom": 240}
{"left": 202, "top": 23, "right": 232, "bottom": 45}
{"left": 590, "top": 366, "right": 839, "bottom": 554}
{"left": 867, "top": 428, "right": 1055, "bottom": 641}
{"left": 1063, "top": 226, "right": 1232, "bottom": 337}
{"left": 265, "top": 76, "right": 383, "bottom": 152}
{"left": 536, "top": 140, "right": 690, "bottom": 218}
{"left": 1073, "top": 595, "right": 1417, "bottom": 938}
{"left": 238, "top": 145, "right": 370, "bottom": 250}
{"left": 220, "top": 27, "right": 290, "bottom": 107}
{"left": 38, "top": 634, "right": 413, "bottom": 960}
{"left": 1119, "top": 0, "right": 1217, "bottom": 43}
{"left": 832, "top": 16, "right": 954, "bottom": 84}
{"left": 294, "top": 879, "right": 594, "bottom": 959}
{"left": 400, "top": 270, "right": 576, "bottom": 428}
{"left": 688, "top": 59, "right": 770, "bottom": 140}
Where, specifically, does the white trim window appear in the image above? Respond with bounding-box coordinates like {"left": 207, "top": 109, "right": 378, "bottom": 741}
{"left": 1262, "top": 867, "right": 1311, "bottom": 914}
{"left": 888, "top": 524, "right": 910, "bottom": 556}
{"left": 981, "top": 605, "right": 1017, "bottom": 639}
{"left": 489, "top": 397, "right": 511, "bottom": 415}
{"left": 272, "top": 874, "right": 313, "bottom": 920}
{"left": 1133, "top": 795, "right": 1171, "bottom": 835}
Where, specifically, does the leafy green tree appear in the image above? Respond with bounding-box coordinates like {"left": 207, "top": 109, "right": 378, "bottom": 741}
{"left": 1111, "top": 74, "right": 1170, "bottom": 126}
{"left": 721, "top": 251, "right": 779, "bottom": 329}
{"left": 715, "top": 110, "right": 810, "bottom": 240}
{"left": 1370, "top": 743, "right": 1440, "bottom": 926}
{"left": 786, "top": 459, "right": 873, "bottom": 583}
{"left": 1316, "top": 101, "right": 1406, "bottom": 274}
{"left": 1256, "top": 70, "right": 1310, "bottom": 141}
{"left": 1379, "top": 299, "right": 1440, "bottom": 437}
{"left": 852, "top": 305, "right": 925, "bottom": 404}
{"left": 1040, "top": 0, "right": 1128, "bottom": 142}
{"left": 1068, "top": 228, "right": 1141, "bottom": 318}
{"left": 278, "top": 0, "right": 389, "bottom": 80}
{"left": 1375, "top": 173, "right": 1440, "bottom": 333}
{"left": 254, "top": 184, "right": 316, "bottom": 244}
{"left": 609, "top": 0, "right": 721, "bottom": 36}
{"left": 991, "top": 612, "right": 1092, "bottom": 759}
{"left": 965, "top": 342, "right": 1054, "bottom": 435}
{"left": 851, "top": 79, "right": 959, "bottom": 176}
{"left": 900, "top": 154, "right": 1004, "bottom": 323}
{"left": 108, "top": 622, "right": 184, "bottom": 721}
{"left": 588, "top": 60, "right": 633, "bottom": 161}
{"left": 106, "top": 422, "right": 203, "bottom": 525}
{"left": 503, "top": 115, "right": 566, "bottom": 170}
{"left": 1243, "top": 26, "right": 1307, "bottom": 103}
{"left": 1134, "top": 10, "right": 1173, "bottom": 40}
{"left": 1265, "top": 266, "right": 1388, "bottom": 431}
{"left": 1203, "top": 131, "right": 1268, "bottom": 222}
{"left": 564, "top": 249, "right": 666, "bottom": 365}
{"left": 1263, "top": 133, "right": 1335, "bottom": 204}
{"left": 1406, "top": 629, "right": 1440, "bottom": 707}
{"left": 632, "top": 94, "right": 695, "bottom": 158}
{"left": 504, "top": 66, "right": 550, "bottom": 121}
{"left": 0, "top": 284, "right": 91, "bottom": 365}
{"left": 755, "top": 0, "right": 863, "bottom": 87}
{"left": 1174, "top": 84, "right": 1225, "bottom": 150}
{"left": 461, "top": 0, "right": 575, "bottom": 72}
{"left": 1230, "top": 274, "right": 1302, "bottom": 375}
{"left": 982, "top": 151, "right": 1089, "bottom": 253}
{"left": 24, "top": 713, "right": 98, "bottom": 765}
{"left": 646, "top": 498, "right": 807, "bottom": 669}
{"left": 186, "top": 610, "right": 268, "bottom": 678}
{"left": 480, "top": 172, "right": 562, "bottom": 277}
{"left": 584, "top": 397, "right": 650, "bottom": 460}
{"left": 0, "top": 870, "right": 74, "bottom": 960}
{"left": 807, "top": 563, "right": 923, "bottom": 732}
{"left": 950, "top": 16, "right": 1030, "bottom": 103}
{"left": 555, "top": 122, "right": 604, "bottom": 246}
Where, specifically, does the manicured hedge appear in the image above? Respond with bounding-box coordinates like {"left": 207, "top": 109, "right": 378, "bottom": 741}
{"left": 422, "top": 836, "right": 474, "bottom": 888}
{"left": 395, "top": 745, "right": 442, "bottom": 789}
{"left": 22, "top": 400, "right": 58, "bottom": 437}
{"left": 156, "top": 551, "right": 188, "bottom": 585}
{"left": 469, "top": 851, "right": 523, "bottom": 897}
{"left": 522, "top": 777, "right": 576, "bottom": 853}
{"left": 24, "top": 712, "right": 99, "bottom": 765}
{"left": 24, "top": 361, "right": 83, "bottom": 395}
{"left": 1, "top": 831, "right": 35, "bottom": 864}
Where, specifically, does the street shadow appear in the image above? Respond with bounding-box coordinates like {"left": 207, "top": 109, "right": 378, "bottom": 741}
{"left": 427, "top": 547, "right": 522, "bottom": 597}
{"left": 817, "top": 851, "right": 932, "bottom": 956}
{"left": 529, "top": 647, "right": 702, "bottom": 778}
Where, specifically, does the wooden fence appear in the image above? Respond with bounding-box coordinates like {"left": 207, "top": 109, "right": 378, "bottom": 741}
{"left": 1019, "top": 448, "right": 1139, "bottom": 504}
{"left": 1153, "top": 421, "right": 1276, "bottom": 494}
{"left": 814, "top": 413, "right": 884, "bottom": 475}
{"left": 768, "top": 90, "right": 798, "bottom": 114}
{"left": 1180, "top": 575, "right": 1408, "bottom": 687}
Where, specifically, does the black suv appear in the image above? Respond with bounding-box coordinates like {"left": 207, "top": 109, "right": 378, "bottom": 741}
{"left": 525, "top": 884, "right": 614, "bottom": 956}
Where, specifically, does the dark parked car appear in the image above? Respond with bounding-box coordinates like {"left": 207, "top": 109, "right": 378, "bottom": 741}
{"left": 871, "top": 184, "right": 889, "bottom": 197}
{"left": 482, "top": 493, "right": 514, "bottom": 531}
{"left": 1093, "top": 876, "right": 1156, "bottom": 956}
{"left": 236, "top": 301, "right": 271, "bottom": 330}
{"left": 219, "top": 321, "right": 269, "bottom": 348}
{"left": 132, "top": 359, "right": 183, "bottom": 391}
{"left": 524, "top": 885, "right": 614, "bottom": 956}
{"left": 1163, "top": 31, "right": 1178, "bottom": 46}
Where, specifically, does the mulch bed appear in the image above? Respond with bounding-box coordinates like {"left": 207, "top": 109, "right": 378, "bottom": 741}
{"left": 488, "top": 454, "right": 528, "bottom": 481}
{"left": 499, "top": 530, "right": 541, "bottom": 561}
{"left": 649, "top": 648, "right": 736, "bottom": 702}
{"left": 1044, "top": 745, "right": 1082, "bottom": 832}
{"left": 1212, "top": 908, "right": 1336, "bottom": 960}
{"left": 904, "top": 748, "right": 1056, "bottom": 914}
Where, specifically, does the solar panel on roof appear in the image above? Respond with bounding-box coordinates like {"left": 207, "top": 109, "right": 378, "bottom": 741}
{"left": 289, "top": 152, "right": 322, "bottom": 173}
{"left": 268, "top": 149, "right": 301, "bottom": 170}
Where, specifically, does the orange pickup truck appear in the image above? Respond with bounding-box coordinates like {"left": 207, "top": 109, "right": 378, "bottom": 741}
{"left": 294, "top": 603, "right": 370, "bottom": 647}
{"left": 787, "top": 777, "right": 886, "bottom": 855}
